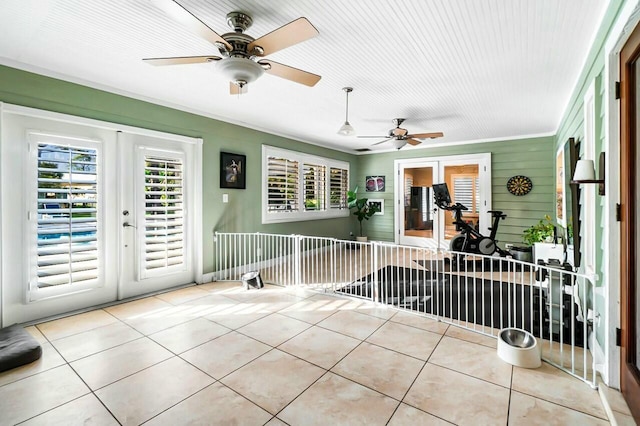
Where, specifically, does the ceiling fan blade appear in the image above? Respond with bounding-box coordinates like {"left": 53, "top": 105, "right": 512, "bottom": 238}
{"left": 259, "top": 60, "right": 321, "bottom": 87}
{"left": 372, "top": 138, "right": 394, "bottom": 146}
{"left": 407, "top": 132, "right": 444, "bottom": 139}
{"left": 230, "top": 82, "right": 248, "bottom": 95}
{"left": 406, "top": 138, "right": 422, "bottom": 146}
{"left": 151, "top": 0, "right": 231, "bottom": 50}
{"left": 248, "top": 17, "right": 318, "bottom": 56}
{"left": 143, "top": 55, "right": 221, "bottom": 66}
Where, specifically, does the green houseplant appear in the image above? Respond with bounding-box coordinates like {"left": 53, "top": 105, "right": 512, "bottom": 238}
{"left": 347, "top": 187, "right": 379, "bottom": 240}
{"left": 522, "top": 214, "right": 556, "bottom": 246}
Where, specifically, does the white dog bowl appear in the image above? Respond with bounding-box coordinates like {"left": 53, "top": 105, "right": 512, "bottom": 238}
{"left": 497, "top": 328, "right": 541, "bottom": 368}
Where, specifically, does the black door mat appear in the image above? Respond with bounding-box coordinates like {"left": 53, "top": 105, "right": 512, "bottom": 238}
{"left": 0, "top": 324, "right": 42, "bottom": 372}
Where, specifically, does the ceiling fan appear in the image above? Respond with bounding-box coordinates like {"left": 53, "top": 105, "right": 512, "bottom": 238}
{"left": 144, "top": 0, "right": 321, "bottom": 94}
{"left": 358, "top": 118, "right": 444, "bottom": 149}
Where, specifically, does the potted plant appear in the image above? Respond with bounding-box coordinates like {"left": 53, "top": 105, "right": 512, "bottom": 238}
{"left": 514, "top": 214, "right": 556, "bottom": 263}
{"left": 347, "top": 187, "right": 379, "bottom": 242}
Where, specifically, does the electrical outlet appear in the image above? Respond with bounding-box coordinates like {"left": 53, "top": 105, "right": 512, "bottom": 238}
{"left": 349, "top": 231, "right": 354, "bottom": 237}
{"left": 223, "top": 193, "right": 229, "bottom": 203}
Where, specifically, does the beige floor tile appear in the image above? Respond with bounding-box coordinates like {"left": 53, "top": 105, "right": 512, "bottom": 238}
{"left": 512, "top": 362, "right": 607, "bottom": 419}
{"left": 277, "top": 297, "right": 340, "bottom": 324}
{"left": 615, "top": 411, "right": 638, "bottom": 426}
{"left": 388, "top": 403, "right": 453, "bottom": 425}
{"left": 149, "top": 317, "right": 230, "bottom": 354}
{"left": 220, "top": 349, "right": 325, "bottom": 415}
{"left": 119, "top": 304, "right": 203, "bottom": 335}
{"left": 429, "top": 336, "right": 512, "bottom": 387}
{"left": 318, "top": 309, "right": 387, "bottom": 340}
{"left": 237, "top": 313, "right": 311, "bottom": 346}
{"left": 51, "top": 321, "right": 142, "bottom": 362}
{"left": 96, "top": 357, "right": 214, "bottom": 426}
{"left": 104, "top": 296, "right": 173, "bottom": 320}
{"left": 332, "top": 342, "right": 425, "bottom": 400}
{"left": 366, "top": 321, "right": 442, "bottom": 361}
{"left": 404, "top": 363, "right": 510, "bottom": 426}
{"left": 198, "top": 281, "right": 243, "bottom": 293}
{"left": 71, "top": 337, "right": 172, "bottom": 390}
{"left": 599, "top": 382, "right": 633, "bottom": 415}
{"left": 264, "top": 417, "right": 288, "bottom": 426}
{"left": 445, "top": 324, "right": 498, "bottom": 348}
{"left": 354, "top": 303, "right": 398, "bottom": 320}
{"left": 21, "top": 393, "right": 118, "bottom": 426}
{"left": 36, "top": 309, "right": 117, "bottom": 341}
{"left": 390, "top": 310, "right": 450, "bottom": 334}
{"left": 509, "top": 391, "right": 609, "bottom": 425}
{"left": 0, "top": 342, "right": 65, "bottom": 387}
{"left": 204, "top": 302, "right": 273, "bottom": 329}
{"left": 155, "top": 286, "right": 212, "bottom": 305}
{"left": 278, "top": 372, "right": 399, "bottom": 425}
{"left": 24, "top": 326, "right": 48, "bottom": 344}
{"left": 249, "top": 292, "right": 306, "bottom": 311}
{"left": 145, "top": 382, "right": 272, "bottom": 425}
{"left": 181, "top": 331, "right": 271, "bottom": 379}
{"left": 0, "top": 365, "right": 89, "bottom": 425}
{"left": 278, "top": 325, "right": 361, "bottom": 369}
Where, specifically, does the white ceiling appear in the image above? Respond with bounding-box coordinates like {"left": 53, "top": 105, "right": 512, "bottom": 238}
{"left": 0, "top": 0, "right": 607, "bottom": 153}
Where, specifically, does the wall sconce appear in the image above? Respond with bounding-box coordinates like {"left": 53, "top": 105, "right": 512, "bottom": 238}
{"left": 571, "top": 152, "right": 605, "bottom": 195}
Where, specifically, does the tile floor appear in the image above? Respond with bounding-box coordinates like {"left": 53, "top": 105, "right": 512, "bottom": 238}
{"left": 0, "top": 282, "right": 623, "bottom": 425}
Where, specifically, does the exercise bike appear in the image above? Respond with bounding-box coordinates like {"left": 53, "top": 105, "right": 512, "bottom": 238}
{"left": 432, "top": 183, "right": 508, "bottom": 264}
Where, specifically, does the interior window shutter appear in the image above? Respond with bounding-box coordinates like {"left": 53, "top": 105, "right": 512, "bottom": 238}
{"left": 330, "top": 167, "right": 348, "bottom": 209}
{"left": 267, "top": 156, "right": 299, "bottom": 212}
{"left": 303, "top": 163, "right": 326, "bottom": 211}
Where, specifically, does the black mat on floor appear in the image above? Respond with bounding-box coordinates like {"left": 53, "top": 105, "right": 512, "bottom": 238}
{"left": 337, "top": 265, "right": 584, "bottom": 346}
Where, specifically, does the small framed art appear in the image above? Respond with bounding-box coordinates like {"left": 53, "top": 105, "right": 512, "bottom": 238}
{"left": 220, "top": 152, "right": 246, "bottom": 189}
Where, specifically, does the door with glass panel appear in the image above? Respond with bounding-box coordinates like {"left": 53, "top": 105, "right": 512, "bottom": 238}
{"left": 117, "top": 133, "right": 195, "bottom": 299}
{"left": 398, "top": 162, "right": 440, "bottom": 247}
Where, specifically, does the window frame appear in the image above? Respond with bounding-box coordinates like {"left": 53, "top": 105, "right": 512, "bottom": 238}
{"left": 262, "top": 145, "right": 350, "bottom": 224}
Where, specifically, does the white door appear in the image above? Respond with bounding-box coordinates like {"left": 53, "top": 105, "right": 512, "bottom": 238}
{"left": 118, "top": 133, "right": 196, "bottom": 299}
{"left": 1, "top": 107, "right": 199, "bottom": 325}
{"left": 397, "top": 161, "right": 441, "bottom": 247}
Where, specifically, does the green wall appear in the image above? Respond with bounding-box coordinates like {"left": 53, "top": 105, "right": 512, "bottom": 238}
{"left": 0, "top": 65, "right": 358, "bottom": 274}
{"left": 355, "top": 136, "right": 556, "bottom": 246}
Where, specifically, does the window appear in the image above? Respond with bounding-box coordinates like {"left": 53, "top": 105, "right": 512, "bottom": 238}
{"left": 262, "top": 146, "right": 349, "bottom": 223}
{"left": 28, "top": 133, "right": 103, "bottom": 296}
{"left": 141, "top": 155, "right": 185, "bottom": 277}
{"left": 452, "top": 174, "right": 480, "bottom": 213}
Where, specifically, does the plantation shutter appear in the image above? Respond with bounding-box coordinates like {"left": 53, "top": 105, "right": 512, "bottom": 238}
{"left": 452, "top": 175, "right": 480, "bottom": 213}
{"left": 36, "top": 144, "right": 99, "bottom": 288}
{"left": 143, "top": 156, "right": 184, "bottom": 274}
{"left": 267, "top": 156, "right": 299, "bottom": 212}
{"left": 329, "top": 167, "right": 348, "bottom": 209}
{"left": 303, "top": 163, "right": 326, "bottom": 211}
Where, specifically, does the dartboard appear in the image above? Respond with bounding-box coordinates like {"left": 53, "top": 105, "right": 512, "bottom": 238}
{"left": 507, "top": 175, "right": 533, "bottom": 196}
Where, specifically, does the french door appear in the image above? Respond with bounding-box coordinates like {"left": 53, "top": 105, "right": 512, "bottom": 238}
{"left": 620, "top": 22, "right": 640, "bottom": 421}
{"left": 395, "top": 154, "right": 491, "bottom": 249}
{"left": 0, "top": 107, "right": 199, "bottom": 325}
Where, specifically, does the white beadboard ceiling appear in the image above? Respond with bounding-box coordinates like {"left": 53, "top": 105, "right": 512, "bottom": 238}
{"left": 0, "top": 0, "right": 607, "bottom": 153}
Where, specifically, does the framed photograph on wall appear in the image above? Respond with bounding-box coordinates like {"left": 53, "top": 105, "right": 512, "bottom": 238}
{"left": 367, "top": 198, "right": 384, "bottom": 215}
{"left": 365, "top": 175, "right": 385, "bottom": 192}
{"left": 220, "top": 152, "right": 246, "bottom": 189}
{"left": 555, "top": 147, "right": 566, "bottom": 226}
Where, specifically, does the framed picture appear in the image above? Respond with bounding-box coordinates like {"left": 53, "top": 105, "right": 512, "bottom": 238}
{"left": 220, "top": 152, "right": 246, "bottom": 189}
{"left": 367, "top": 198, "right": 384, "bottom": 215}
{"left": 365, "top": 175, "right": 385, "bottom": 192}
{"left": 555, "top": 147, "right": 566, "bottom": 226}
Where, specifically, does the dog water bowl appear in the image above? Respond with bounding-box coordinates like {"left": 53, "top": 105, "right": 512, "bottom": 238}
{"left": 497, "top": 328, "right": 541, "bottom": 368}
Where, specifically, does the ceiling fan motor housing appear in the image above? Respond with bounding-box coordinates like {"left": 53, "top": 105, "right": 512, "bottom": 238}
{"left": 217, "top": 57, "right": 265, "bottom": 86}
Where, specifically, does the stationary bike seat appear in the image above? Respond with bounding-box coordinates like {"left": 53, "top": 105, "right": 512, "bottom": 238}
{"left": 488, "top": 210, "right": 507, "bottom": 219}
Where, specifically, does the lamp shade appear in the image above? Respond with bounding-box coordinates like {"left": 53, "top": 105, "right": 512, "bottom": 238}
{"left": 573, "top": 159, "right": 596, "bottom": 181}
{"left": 337, "top": 121, "right": 355, "bottom": 136}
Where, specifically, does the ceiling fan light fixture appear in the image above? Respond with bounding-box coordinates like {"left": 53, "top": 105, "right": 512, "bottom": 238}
{"left": 217, "top": 56, "right": 265, "bottom": 86}
{"left": 393, "top": 139, "right": 408, "bottom": 150}
{"left": 337, "top": 87, "right": 355, "bottom": 136}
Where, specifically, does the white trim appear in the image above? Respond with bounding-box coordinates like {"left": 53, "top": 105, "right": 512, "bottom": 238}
{"left": 0, "top": 102, "right": 4, "bottom": 326}
{"left": 2, "top": 104, "right": 200, "bottom": 145}
{"left": 601, "top": 0, "right": 640, "bottom": 389}
{"left": 261, "top": 145, "right": 350, "bottom": 224}
{"left": 194, "top": 138, "right": 204, "bottom": 284}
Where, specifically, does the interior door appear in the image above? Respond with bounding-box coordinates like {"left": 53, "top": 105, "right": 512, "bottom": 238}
{"left": 398, "top": 162, "right": 440, "bottom": 247}
{"left": 620, "top": 21, "right": 640, "bottom": 421}
{"left": 118, "top": 132, "right": 196, "bottom": 299}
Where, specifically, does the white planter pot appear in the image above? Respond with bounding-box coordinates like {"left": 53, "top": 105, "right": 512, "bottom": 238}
{"left": 356, "top": 236, "right": 368, "bottom": 242}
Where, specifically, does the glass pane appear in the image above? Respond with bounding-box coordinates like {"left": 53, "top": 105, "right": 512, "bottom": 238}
{"left": 403, "top": 167, "right": 434, "bottom": 239}
{"left": 444, "top": 164, "right": 480, "bottom": 237}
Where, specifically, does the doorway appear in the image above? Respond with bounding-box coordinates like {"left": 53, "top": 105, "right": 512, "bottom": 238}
{"left": 395, "top": 153, "right": 491, "bottom": 248}
{"left": 0, "top": 107, "right": 201, "bottom": 325}
{"left": 620, "top": 21, "right": 640, "bottom": 420}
